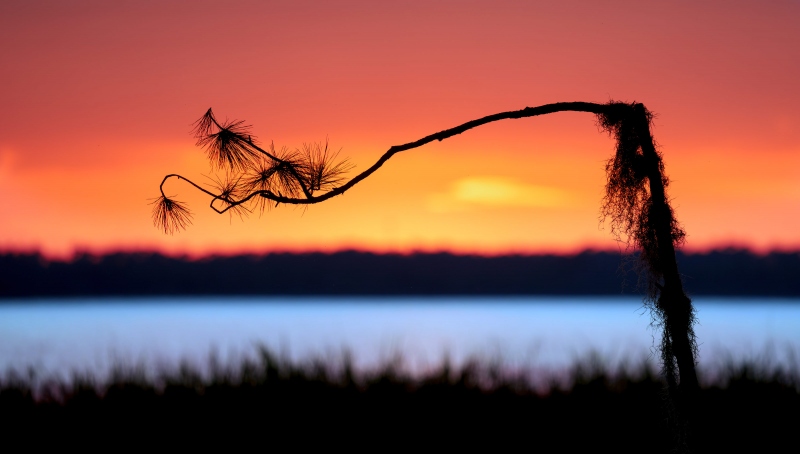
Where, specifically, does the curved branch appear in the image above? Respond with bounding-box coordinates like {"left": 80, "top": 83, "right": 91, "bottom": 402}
{"left": 160, "top": 174, "right": 218, "bottom": 199}
{"left": 160, "top": 173, "right": 239, "bottom": 214}
{"left": 214, "top": 101, "right": 608, "bottom": 208}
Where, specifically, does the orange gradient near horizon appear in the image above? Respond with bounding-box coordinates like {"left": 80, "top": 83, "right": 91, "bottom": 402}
{"left": 1, "top": 1, "right": 798, "bottom": 258}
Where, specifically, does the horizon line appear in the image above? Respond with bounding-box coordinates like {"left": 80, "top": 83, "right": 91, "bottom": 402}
{"left": 3, "top": 244, "right": 798, "bottom": 262}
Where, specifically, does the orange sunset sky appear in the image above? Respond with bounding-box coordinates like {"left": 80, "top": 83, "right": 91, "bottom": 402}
{"left": 1, "top": 0, "right": 798, "bottom": 258}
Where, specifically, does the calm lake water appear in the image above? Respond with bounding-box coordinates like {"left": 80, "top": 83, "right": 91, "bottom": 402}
{"left": 1, "top": 297, "right": 798, "bottom": 380}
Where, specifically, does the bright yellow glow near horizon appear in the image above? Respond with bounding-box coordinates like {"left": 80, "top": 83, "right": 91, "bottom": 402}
{"left": 427, "top": 177, "right": 572, "bottom": 213}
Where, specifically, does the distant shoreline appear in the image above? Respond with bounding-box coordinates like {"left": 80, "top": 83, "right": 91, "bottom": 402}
{"left": 2, "top": 249, "right": 799, "bottom": 298}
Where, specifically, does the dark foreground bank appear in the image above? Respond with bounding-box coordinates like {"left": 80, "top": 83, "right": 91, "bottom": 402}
{"left": 2, "top": 350, "right": 797, "bottom": 451}
{"left": 3, "top": 249, "right": 800, "bottom": 297}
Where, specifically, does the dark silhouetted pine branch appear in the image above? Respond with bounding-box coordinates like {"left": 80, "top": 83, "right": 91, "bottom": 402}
{"left": 153, "top": 100, "right": 699, "bottom": 451}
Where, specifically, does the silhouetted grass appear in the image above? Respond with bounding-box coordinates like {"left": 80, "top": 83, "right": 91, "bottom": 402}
{"left": 1, "top": 349, "right": 797, "bottom": 451}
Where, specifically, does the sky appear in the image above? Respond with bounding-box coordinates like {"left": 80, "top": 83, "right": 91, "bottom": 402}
{"left": 1, "top": 0, "right": 798, "bottom": 258}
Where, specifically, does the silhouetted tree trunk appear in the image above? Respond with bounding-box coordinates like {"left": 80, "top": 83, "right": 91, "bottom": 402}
{"left": 635, "top": 103, "right": 698, "bottom": 387}
{"left": 632, "top": 104, "right": 698, "bottom": 450}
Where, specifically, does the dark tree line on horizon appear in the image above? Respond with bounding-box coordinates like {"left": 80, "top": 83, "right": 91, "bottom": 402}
{"left": 2, "top": 249, "right": 799, "bottom": 298}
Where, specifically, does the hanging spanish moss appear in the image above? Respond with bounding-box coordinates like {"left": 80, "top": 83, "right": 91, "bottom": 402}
{"left": 597, "top": 102, "right": 697, "bottom": 449}
{"left": 598, "top": 102, "right": 686, "bottom": 295}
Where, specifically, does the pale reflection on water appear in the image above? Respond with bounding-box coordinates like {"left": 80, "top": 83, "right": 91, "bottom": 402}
{"left": 0, "top": 297, "right": 798, "bottom": 380}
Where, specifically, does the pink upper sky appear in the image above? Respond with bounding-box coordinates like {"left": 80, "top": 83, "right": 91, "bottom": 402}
{"left": 1, "top": 0, "right": 798, "bottom": 258}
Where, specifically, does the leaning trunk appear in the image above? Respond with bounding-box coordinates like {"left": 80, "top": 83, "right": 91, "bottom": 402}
{"left": 632, "top": 103, "right": 699, "bottom": 450}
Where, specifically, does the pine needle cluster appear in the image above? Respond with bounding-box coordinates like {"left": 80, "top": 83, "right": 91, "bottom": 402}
{"left": 152, "top": 108, "right": 353, "bottom": 233}
{"left": 150, "top": 195, "right": 192, "bottom": 235}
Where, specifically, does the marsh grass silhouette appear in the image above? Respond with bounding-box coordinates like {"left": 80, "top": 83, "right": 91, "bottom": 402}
{"left": 2, "top": 350, "right": 798, "bottom": 451}
{"left": 154, "top": 101, "right": 697, "bottom": 449}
